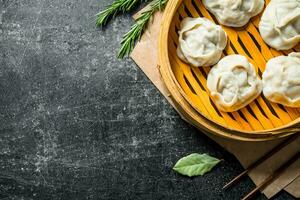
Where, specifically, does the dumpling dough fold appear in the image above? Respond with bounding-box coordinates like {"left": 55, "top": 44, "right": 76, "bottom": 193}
{"left": 177, "top": 17, "right": 227, "bottom": 67}
{"left": 259, "top": 0, "right": 300, "bottom": 50}
{"left": 202, "top": 0, "right": 264, "bottom": 27}
{"left": 262, "top": 53, "right": 300, "bottom": 107}
{"left": 207, "top": 55, "right": 262, "bottom": 112}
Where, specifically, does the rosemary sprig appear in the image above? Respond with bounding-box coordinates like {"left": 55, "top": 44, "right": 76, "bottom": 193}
{"left": 96, "top": 0, "right": 143, "bottom": 26}
{"left": 117, "top": 0, "right": 168, "bottom": 59}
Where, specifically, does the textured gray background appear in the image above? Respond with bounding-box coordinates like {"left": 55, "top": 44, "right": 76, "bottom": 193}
{"left": 0, "top": 0, "right": 295, "bottom": 199}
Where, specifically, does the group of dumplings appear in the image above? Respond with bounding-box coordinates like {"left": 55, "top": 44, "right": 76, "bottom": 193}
{"left": 177, "top": 0, "right": 300, "bottom": 112}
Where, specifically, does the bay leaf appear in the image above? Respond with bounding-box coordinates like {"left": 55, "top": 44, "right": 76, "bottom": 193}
{"left": 173, "top": 153, "right": 221, "bottom": 177}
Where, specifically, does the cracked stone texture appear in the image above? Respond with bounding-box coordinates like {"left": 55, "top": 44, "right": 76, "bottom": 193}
{"left": 0, "top": 0, "right": 295, "bottom": 199}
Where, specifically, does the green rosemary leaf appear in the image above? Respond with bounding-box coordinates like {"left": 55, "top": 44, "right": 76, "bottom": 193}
{"left": 117, "top": 0, "right": 168, "bottom": 59}
{"left": 96, "top": 0, "right": 142, "bottom": 27}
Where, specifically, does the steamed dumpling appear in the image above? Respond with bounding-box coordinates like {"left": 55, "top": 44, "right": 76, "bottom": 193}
{"left": 262, "top": 53, "right": 300, "bottom": 107}
{"left": 202, "top": 0, "right": 264, "bottom": 27}
{"left": 259, "top": 0, "right": 300, "bottom": 50}
{"left": 207, "top": 55, "right": 262, "bottom": 112}
{"left": 177, "top": 17, "right": 227, "bottom": 67}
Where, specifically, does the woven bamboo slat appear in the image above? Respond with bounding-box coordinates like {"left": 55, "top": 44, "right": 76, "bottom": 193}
{"left": 158, "top": 0, "right": 300, "bottom": 141}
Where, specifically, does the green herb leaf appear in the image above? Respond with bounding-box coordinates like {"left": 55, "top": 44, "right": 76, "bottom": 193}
{"left": 173, "top": 153, "right": 221, "bottom": 177}
{"left": 117, "top": 0, "right": 168, "bottom": 59}
{"left": 96, "top": 0, "right": 143, "bottom": 27}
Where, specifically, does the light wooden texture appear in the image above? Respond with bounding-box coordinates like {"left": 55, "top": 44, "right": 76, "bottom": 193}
{"left": 158, "top": 0, "right": 300, "bottom": 140}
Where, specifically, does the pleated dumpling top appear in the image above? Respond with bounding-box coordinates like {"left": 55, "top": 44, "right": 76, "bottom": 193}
{"left": 203, "top": 0, "right": 264, "bottom": 27}
{"left": 177, "top": 17, "right": 227, "bottom": 67}
{"left": 207, "top": 55, "right": 262, "bottom": 112}
{"left": 259, "top": 0, "right": 300, "bottom": 50}
{"left": 263, "top": 53, "right": 300, "bottom": 107}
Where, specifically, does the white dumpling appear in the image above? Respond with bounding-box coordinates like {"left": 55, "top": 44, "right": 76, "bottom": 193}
{"left": 202, "top": 0, "right": 264, "bottom": 27}
{"left": 207, "top": 55, "right": 262, "bottom": 112}
{"left": 259, "top": 0, "right": 300, "bottom": 50}
{"left": 262, "top": 53, "right": 300, "bottom": 107}
{"left": 177, "top": 17, "right": 227, "bottom": 67}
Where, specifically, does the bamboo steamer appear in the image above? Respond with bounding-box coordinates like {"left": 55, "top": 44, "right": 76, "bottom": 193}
{"left": 158, "top": 0, "right": 300, "bottom": 141}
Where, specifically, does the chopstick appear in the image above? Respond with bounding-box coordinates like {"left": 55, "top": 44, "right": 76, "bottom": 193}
{"left": 242, "top": 150, "right": 300, "bottom": 200}
{"left": 223, "top": 134, "right": 299, "bottom": 189}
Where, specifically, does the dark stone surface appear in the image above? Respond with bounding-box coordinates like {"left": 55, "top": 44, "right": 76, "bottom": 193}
{"left": 0, "top": 0, "right": 295, "bottom": 199}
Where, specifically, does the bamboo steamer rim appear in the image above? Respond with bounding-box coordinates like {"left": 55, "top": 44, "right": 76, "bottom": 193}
{"left": 158, "top": 0, "right": 300, "bottom": 141}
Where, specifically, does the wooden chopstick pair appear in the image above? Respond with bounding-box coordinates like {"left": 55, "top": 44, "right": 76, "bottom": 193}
{"left": 223, "top": 134, "right": 300, "bottom": 200}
